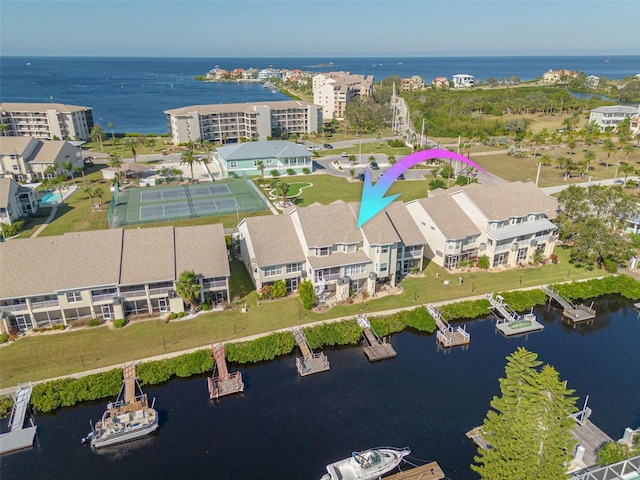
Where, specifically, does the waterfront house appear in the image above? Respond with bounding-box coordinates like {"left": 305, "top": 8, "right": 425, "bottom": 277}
{"left": 0, "top": 103, "right": 94, "bottom": 141}
{"left": 452, "top": 74, "right": 474, "bottom": 88}
{"left": 214, "top": 141, "right": 313, "bottom": 178}
{"left": 0, "top": 136, "right": 82, "bottom": 182}
{"left": 0, "top": 224, "right": 230, "bottom": 333}
{"left": 237, "top": 201, "right": 424, "bottom": 300}
{"left": 0, "top": 177, "right": 38, "bottom": 226}
{"left": 542, "top": 69, "right": 578, "bottom": 83}
{"left": 406, "top": 182, "right": 558, "bottom": 270}
{"left": 401, "top": 76, "right": 425, "bottom": 91}
{"left": 164, "top": 100, "right": 322, "bottom": 145}
{"left": 432, "top": 76, "right": 449, "bottom": 89}
{"left": 589, "top": 105, "right": 640, "bottom": 132}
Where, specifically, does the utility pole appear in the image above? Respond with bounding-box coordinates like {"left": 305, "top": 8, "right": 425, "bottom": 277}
{"left": 420, "top": 119, "right": 425, "bottom": 149}
{"left": 535, "top": 162, "right": 542, "bottom": 186}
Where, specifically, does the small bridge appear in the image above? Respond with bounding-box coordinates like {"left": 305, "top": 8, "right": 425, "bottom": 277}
{"left": 541, "top": 286, "right": 596, "bottom": 324}
{"left": 208, "top": 343, "right": 244, "bottom": 399}
{"left": 425, "top": 304, "right": 470, "bottom": 348}
{"left": 292, "top": 326, "right": 329, "bottom": 377}
{"left": 0, "top": 383, "right": 38, "bottom": 454}
{"left": 486, "top": 293, "right": 544, "bottom": 336}
{"left": 356, "top": 314, "right": 397, "bottom": 361}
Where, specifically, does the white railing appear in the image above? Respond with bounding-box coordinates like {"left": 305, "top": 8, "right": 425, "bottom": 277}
{"left": 0, "top": 303, "right": 28, "bottom": 313}
{"left": 30, "top": 299, "right": 59, "bottom": 310}
{"left": 91, "top": 292, "right": 117, "bottom": 302}
{"left": 203, "top": 280, "right": 227, "bottom": 289}
{"left": 120, "top": 289, "right": 147, "bottom": 300}
{"left": 148, "top": 286, "right": 172, "bottom": 296}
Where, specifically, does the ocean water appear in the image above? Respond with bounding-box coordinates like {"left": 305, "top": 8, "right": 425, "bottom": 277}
{"left": 1, "top": 55, "right": 639, "bottom": 133}
{"left": 1, "top": 296, "right": 639, "bottom": 480}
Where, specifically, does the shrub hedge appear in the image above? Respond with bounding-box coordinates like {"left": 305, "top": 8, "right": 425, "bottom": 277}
{"left": 304, "top": 321, "right": 362, "bottom": 349}
{"left": 225, "top": 332, "right": 296, "bottom": 363}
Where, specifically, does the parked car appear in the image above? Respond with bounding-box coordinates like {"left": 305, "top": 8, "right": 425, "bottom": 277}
{"left": 323, "top": 143, "right": 333, "bottom": 149}
{"left": 370, "top": 161, "right": 380, "bottom": 170}
{"left": 341, "top": 152, "right": 348, "bottom": 158}
{"left": 356, "top": 173, "right": 365, "bottom": 181}
{"left": 398, "top": 173, "right": 405, "bottom": 180}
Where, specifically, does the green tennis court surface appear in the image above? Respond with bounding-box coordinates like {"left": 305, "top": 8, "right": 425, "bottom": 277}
{"left": 108, "top": 180, "right": 268, "bottom": 227}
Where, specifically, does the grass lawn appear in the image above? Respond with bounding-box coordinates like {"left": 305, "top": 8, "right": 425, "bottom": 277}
{"left": 0, "top": 245, "right": 610, "bottom": 388}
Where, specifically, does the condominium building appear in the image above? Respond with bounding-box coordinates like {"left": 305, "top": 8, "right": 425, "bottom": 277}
{"left": 406, "top": 182, "right": 558, "bottom": 270}
{"left": 542, "top": 69, "right": 578, "bottom": 83}
{"left": 238, "top": 201, "right": 424, "bottom": 300}
{"left": 0, "top": 224, "right": 230, "bottom": 333}
{"left": 0, "top": 136, "right": 82, "bottom": 182}
{"left": 312, "top": 72, "right": 374, "bottom": 120}
{"left": 0, "top": 177, "right": 38, "bottom": 226}
{"left": 401, "top": 76, "right": 425, "bottom": 91}
{"left": 0, "top": 103, "right": 94, "bottom": 141}
{"left": 588, "top": 105, "right": 640, "bottom": 132}
{"left": 164, "top": 100, "right": 322, "bottom": 145}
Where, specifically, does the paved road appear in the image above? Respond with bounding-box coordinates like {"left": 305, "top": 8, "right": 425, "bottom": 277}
{"left": 541, "top": 176, "right": 636, "bottom": 195}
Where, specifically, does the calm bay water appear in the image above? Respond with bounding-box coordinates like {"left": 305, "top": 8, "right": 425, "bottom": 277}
{"left": 1, "top": 296, "right": 639, "bottom": 480}
{"left": 1, "top": 55, "right": 639, "bottom": 134}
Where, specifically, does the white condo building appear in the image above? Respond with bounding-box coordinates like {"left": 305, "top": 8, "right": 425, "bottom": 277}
{"left": 452, "top": 74, "right": 475, "bottom": 89}
{"left": 588, "top": 105, "right": 640, "bottom": 132}
{"left": 164, "top": 100, "right": 322, "bottom": 145}
{"left": 312, "top": 72, "right": 374, "bottom": 121}
{"left": 0, "top": 103, "right": 94, "bottom": 141}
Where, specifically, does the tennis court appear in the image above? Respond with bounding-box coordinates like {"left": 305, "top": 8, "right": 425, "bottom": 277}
{"left": 108, "top": 180, "right": 268, "bottom": 227}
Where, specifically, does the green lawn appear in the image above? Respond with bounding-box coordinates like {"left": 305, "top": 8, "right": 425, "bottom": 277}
{"left": 0, "top": 245, "right": 609, "bottom": 388}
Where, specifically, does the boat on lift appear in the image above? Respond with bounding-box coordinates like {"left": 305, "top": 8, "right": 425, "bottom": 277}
{"left": 321, "top": 446, "right": 411, "bottom": 480}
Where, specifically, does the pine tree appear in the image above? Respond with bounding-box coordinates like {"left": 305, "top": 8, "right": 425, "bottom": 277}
{"left": 472, "top": 347, "right": 577, "bottom": 480}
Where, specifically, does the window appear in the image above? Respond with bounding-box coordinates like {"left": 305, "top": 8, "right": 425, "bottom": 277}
{"left": 315, "top": 247, "right": 330, "bottom": 256}
{"left": 229, "top": 161, "right": 237, "bottom": 169}
{"left": 379, "top": 245, "right": 389, "bottom": 254}
{"left": 344, "top": 263, "right": 366, "bottom": 276}
{"left": 343, "top": 244, "right": 356, "bottom": 253}
{"left": 264, "top": 266, "right": 281, "bottom": 277}
{"left": 286, "top": 263, "right": 302, "bottom": 274}
{"left": 380, "top": 263, "right": 388, "bottom": 272}
{"left": 66, "top": 291, "right": 82, "bottom": 303}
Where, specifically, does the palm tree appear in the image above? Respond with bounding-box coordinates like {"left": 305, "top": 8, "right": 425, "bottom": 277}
{"left": 108, "top": 153, "right": 123, "bottom": 180}
{"left": 61, "top": 156, "right": 73, "bottom": 179}
{"left": 0, "top": 124, "right": 7, "bottom": 136}
{"left": 279, "top": 182, "right": 290, "bottom": 207}
{"left": 540, "top": 153, "right": 552, "bottom": 166}
{"left": 602, "top": 138, "right": 617, "bottom": 167}
{"left": 566, "top": 138, "right": 577, "bottom": 155}
{"left": 85, "top": 187, "right": 95, "bottom": 207}
{"left": 74, "top": 166, "right": 87, "bottom": 187}
{"left": 107, "top": 122, "right": 116, "bottom": 145}
{"left": 175, "top": 270, "right": 201, "bottom": 314}
{"left": 93, "top": 187, "right": 104, "bottom": 210}
{"left": 43, "top": 164, "right": 57, "bottom": 179}
{"left": 90, "top": 124, "right": 105, "bottom": 152}
{"left": 388, "top": 154, "right": 397, "bottom": 166}
{"left": 582, "top": 150, "right": 596, "bottom": 175}
{"left": 368, "top": 155, "right": 376, "bottom": 164}
{"left": 622, "top": 143, "right": 634, "bottom": 163}
{"left": 619, "top": 162, "right": 634, "bottom": 185}
{"left": 557, "top": 156, "right": 577, "bottom": 180}
{"left": 180, "top": 150, "right": 197, "bottom": 181}
{"left": 50, "top": 175, "right": 65, "bottom": 205}
{"left": 349, "top": 168, "right": 355, "bottom": 180}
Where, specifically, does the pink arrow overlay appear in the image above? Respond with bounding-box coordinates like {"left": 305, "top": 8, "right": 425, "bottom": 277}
{"left": 357, "top": 149, "right": 488, "bottom": 227}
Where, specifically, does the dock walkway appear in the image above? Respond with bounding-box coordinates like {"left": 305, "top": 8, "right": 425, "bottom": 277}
{"left": 569, "top": 398, "right": 613, "bottom": 470}
{"left": 385, "top": 461, "right": 446, "bottom": 480}
{"left": 208, "top": 343, "right": 244, "bottom": 399}
{"left": 426, "top": 304, "right": 470, "bottom": 348}
{"left": 486, "top": 293, "right": 544, "bottom": 336}
{"left": 0, "top": 383, "right": 37, "bottom": 454}
{"left": 292, "top": 327, "right": 329, "bottom": 376}
{"left": 542, "top": 286, "right": 596, "bottom": 323}
{"left": 356, "top": 314, "right": 397, "bottom": 361}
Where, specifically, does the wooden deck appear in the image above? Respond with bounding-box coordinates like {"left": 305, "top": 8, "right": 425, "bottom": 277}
{"left": 426, "top": 304, "right": 470, "bottom": 348}
{"left": 384, "top": 462, "right": 445, "bottom": 480}
{"left": 466, "top": 426, "right": 491, "bottom": 451}
{"left": 542, "top": 285, "right": 596, "bottom": 323}
{"left": 208, "top": 343, "right": 244, "bottom": 399}
{"left": 486, "top": 293, "right": 544, "bottom": 337}
{"left": 293, "top": 327, "right": 330, "bottom": 376}
{"left": 569, "top": 403, "right": 614, "bottom": 470}
{"left": 495, "top": 317, "right": 545, "bottom": 337}
{"left": 0, "top": 383, "right": 37, "bottom": 455}
{"left": 357, "top": 315, "right": 397, "bottom": 361}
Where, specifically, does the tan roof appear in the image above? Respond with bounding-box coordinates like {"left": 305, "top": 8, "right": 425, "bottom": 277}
{"left": 0, "top": 102, "right": 92, "bottom": 113}
{"left": 55, "top": 229, "right": 124, "bottom": 291}
{"left": 120, "top": 227, "right": 176, "bottom": 285}
{"left": 243, "top": 214, "right": 305, "bottom": 266}
{"left": 0, "top": 236, "right": 64, "bottom": 298}
{"left": 0, "top": 177, "right": 18, "bottom": 208}
{"left": 417, "top": 196, "right": 482, "bottom": 239}
{"left": 452, "top": 181, "right": 558, "bottom": 220}
{"left": 307, "top": 250, "right": 371, "bottom": 269}
{"left": 165, "top": 100, "right": 316, "bottom": 116}
{"left": 175, "top": 224, "right": 229, "bottom": 278}
{"left": 295, "top": 203, "right": 362, "bottom": 247}
{"left": 29, "top": 140, "right": 75, "bottom": 165}
{"left": 352, "top": 203, "right": 401, "bottom": 246}
{"left": 0, "top": 136, "right": 34, "bottom": 155}
{"left": 383, "top": 202, "right": 425, "bottom": 246}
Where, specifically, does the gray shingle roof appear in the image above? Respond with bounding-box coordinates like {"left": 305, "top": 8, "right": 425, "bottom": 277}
{"left": 417, "top": 196, "right": 482, "bottom": 239}
{"left": 0, "top": 178, "right": 18, "bottom": 209}
{"left": 120, "top": 227, "right": 176, "bottom": 285}
{"left": 216, "top": 141, "right": 311, "bottom": 161}
{"left": 175, "top": 224, "right": 230, "bottom": 278}
{"left": 243, "top": 214, "right": 306, "bottom": 266}
{"left": 591, "top": 106, "right": 639, "bottom": 114}
{"left": 0, "top": 137, "right": 34, "bottom": 155}
{"left": 295, "top": 203, "right": 362, "bottom": 247}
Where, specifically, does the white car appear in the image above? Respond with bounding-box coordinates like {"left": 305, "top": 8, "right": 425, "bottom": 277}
{"left": 341, "top": 152, "right": 348, "bottom": 158}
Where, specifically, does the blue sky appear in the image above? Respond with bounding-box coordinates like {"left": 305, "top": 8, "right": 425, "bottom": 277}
{"left": 1, "top": 0, "right": 638, "bottom": 57}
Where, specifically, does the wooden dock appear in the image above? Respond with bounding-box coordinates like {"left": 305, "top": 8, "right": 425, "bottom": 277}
{"left": 292, "top": 327, "right": 330, "bottom": 376}
{"left": 426, "top": 304, "right": 470, "bottom": 348}
{"left": 384, "top": 462, "right": 446, "bottom": 480}
{"left": 569, "top": 397, "right": 613, "bottom": 470}
{"left": 466, "top": 426, "right": 491, "bottom": 451}
{"left": 486, "top": 293, "right": 544, "bottom": 337}
{"left": 208, "top": 343, "right": 244, "bottom": 399}
{"left": 541, "top": 286, "right": 596, "bottom": 323}
{"left": 0, "top": 383, "right": 37, "bottom": 455}
{"left": 356, "top": 314, "right": 397, "bottom": 361}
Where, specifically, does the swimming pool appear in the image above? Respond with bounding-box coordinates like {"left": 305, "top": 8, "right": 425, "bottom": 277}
{"left": 39, "top": 192, "right": 62, "bottom": 204}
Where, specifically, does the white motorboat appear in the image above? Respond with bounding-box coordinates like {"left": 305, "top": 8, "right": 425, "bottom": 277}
{"left": 82, "top": 364, "right": 158, "bottom": 449}
{"left": 321, "top": 446, "right": 411, "bottom": 480}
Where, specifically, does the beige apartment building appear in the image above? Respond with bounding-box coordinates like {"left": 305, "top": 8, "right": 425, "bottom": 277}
{"left": 0, "top": 224, "right": 230, "bottom": 333}
{"left": 312, "top": 72, "right": 374, "bottom": 120}
{"left": 0, "top": 103, "right": 94, "bottom": 141}
{"left": 0, "top": 136, "right": 82, "bottom": 182}
{"left": 164, "top": 100, "right": 322, "bottom": 145}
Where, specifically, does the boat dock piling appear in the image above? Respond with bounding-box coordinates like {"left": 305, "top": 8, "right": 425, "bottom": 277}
{"left": 541, "top": 286, "right": 597, "bottom": 324}
{"left": 356, "top": 314, "right": 397, "bottom": 361}
{"left": 426, "top": 304, "right": 470, "bottom": 348}
{"left": 292, "top": 326, "right": 330, "bottom": 376}
{"left": 0, "top": 383, "right": 38, "bottom": 455}
{"left": 384, "top": 461, "right": 446, "bottom": 480}
{"left": 485, "top": 293, "right": 544, "bottom": 336}
{"left": 208, "top": 343, "right": 244, "bottom": 399}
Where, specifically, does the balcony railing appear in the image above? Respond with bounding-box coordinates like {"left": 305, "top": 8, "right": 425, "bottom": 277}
{"left": 31, "top": 299, "right": 60, "bottom": 310}
{"left": 92, "top": 292, "right": 118, "bottom": 303}
{"left": 120, "top": 289, "right": 147, "bottom": 300}
{"left": 203, "top": 280, "right": 227, "bottom": 289}
{"left": 316, "top": 273, "right": 341, "bottom": 282}
{"left": 0, "top": 303, "right": 28, "bottom": 313}
{"left": 148, "top": 286, "right": 173, "bottom": 296}
{"left": 404, "top": 250, "right": 423, "bottom": 259}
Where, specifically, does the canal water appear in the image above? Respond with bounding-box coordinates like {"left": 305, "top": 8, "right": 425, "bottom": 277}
{"left": 1, "top": 296, "right": 639, "bottom": 480}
